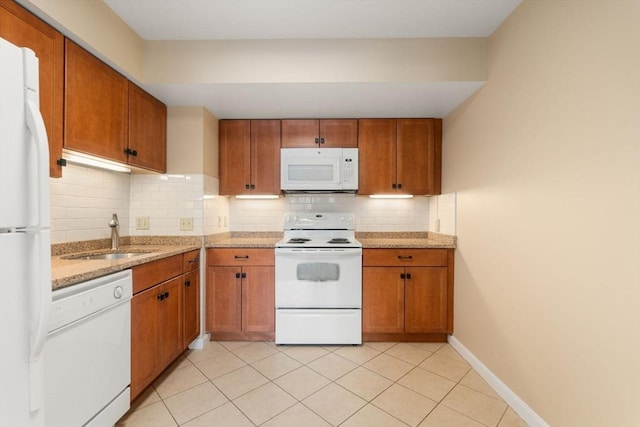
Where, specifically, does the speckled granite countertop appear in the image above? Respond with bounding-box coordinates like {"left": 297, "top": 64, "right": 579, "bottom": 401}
{"left": 51, "top": 237, "right": 201, "bottom": 290}
{"left": 205, "top": 232, "right": 282, "bottom": 248}
{"left": 358, "top": 232, "right": 457, "bottom": 249}
{"left": 204, "top": 232, "right": 456, "bottom": 249}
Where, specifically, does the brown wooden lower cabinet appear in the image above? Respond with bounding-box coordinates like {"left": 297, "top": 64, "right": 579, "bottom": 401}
{"left": 362, "top": 248, "right": 454, "bottom": 342}
{"left": 130, "top": 250, "right": 201, "bottom": 401}
{"left": 206, "top": 248, "right": 275, "bottom": 341}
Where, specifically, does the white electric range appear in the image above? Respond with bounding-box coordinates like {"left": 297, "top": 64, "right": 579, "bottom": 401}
{"left": 275, "top": 212, "right": 362, "bottom": 345}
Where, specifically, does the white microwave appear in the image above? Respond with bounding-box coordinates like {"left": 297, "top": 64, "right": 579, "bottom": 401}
{"left": 280, "top": 148, "right": 358, "bottom": 192}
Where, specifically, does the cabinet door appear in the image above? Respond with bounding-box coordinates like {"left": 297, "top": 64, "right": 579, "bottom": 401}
{"left": 206, "top": 266, "right": 242, "bottom": 333}
{"left": 319, "top": 119, "right": 358, "bottom": 148}
{"left": 397, "top": 119, "right": 441, "bottom": 195}
{"left": 131, "top": 285, "right": 159, "bottom": 400}
{"left": 281, "top": 119, "right": 319, "bottom": 147}
{"left": 242, "top": 266, "right": 274, "bottom": 332}
{"left": 251, "top": 120, "right": 281, "bottom": 194}
{"left": 358, "top": 119, "right": 397, "bottom": 195}
{"left": 404, "top": 267, "right": 448, "bottom": 333}
{"left": 219, "top": 120, "right": 251, "bottom": 195}
{"left": 363, "top": 267, "right": 405, "bottom": 333}
{"left": 128, "top": 82, "right": 167, "bottom": 173}
{"left": 0, "top": 0, "right": 64, "bottom": 177}
{"left": 158, "top": 277, "right": 183, "bottom": 368}
{"left": 183, "top": 269, "right": 200, "bottom": 347}
{"left": 64, "top": 39, "right": 128, "bottom": 163}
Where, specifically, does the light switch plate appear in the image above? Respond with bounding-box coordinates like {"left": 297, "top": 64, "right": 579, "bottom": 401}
{"left": 136, "top": 216, "right": 150, "bottom": 230}
{"left": 180, "top": 217, "right": 193, "bottom": 231}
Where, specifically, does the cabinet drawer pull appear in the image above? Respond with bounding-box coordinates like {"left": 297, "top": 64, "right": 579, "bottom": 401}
{"left": 397, "top": 255, "right": 413, "bottom": 261}
{"left": 234, "top": 255, "right": 249, "bottom": 259}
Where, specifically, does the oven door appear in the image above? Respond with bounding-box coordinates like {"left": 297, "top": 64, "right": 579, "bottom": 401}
{"left": 275, "top": 247, "right": 362, "bottom": 308}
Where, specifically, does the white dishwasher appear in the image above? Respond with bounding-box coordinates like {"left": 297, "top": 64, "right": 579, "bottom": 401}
{"left": 45, "top": 270, "right": 132, "bottom": 427}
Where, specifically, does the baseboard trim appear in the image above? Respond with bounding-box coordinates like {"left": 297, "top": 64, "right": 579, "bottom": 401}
{"left": 188, "top": 333, "right": 210, "bottom": 350}
{"left": 448, "top": 335, "right": 549, "bottom": 427}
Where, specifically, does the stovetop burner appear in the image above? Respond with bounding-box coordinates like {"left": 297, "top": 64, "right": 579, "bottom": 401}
{"left": 287, "top": 238, "right": 311, "bottom": 244}
{"left": 327, "top": 238, "right": 351, "bottom": 244}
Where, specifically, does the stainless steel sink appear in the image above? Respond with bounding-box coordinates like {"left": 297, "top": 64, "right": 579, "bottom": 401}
{"left": 64, "top": 252, "right": 151, "bottom": 261}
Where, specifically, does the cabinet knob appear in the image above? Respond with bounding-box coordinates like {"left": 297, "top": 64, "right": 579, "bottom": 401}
{"left": 315, "top": 137, "right": 319, "bottom": 144}
{"left": 235, "top": 272, "right": 241, "bottom": 278}
{"left": 392, "top": 183, "right": 397, "bottom": 189}
{"left": 185, "top": 280, "right": 191, "bottom": 287}
{"left": 400, "top": 273, "right": 406, "bottom": 279}
{"left": 320, "top": 137, "right": 325, "bottom": 144}
{"left": 241, "top": 272, "right": 247, "bottom": 279}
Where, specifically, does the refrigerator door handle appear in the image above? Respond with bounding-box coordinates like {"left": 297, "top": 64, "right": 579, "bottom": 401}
{"left": 24, "top": 95, "right": 50, "bottom": 229}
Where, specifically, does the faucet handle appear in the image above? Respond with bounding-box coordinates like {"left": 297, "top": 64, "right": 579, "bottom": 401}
{"left": 109, "top": 213, "right": 119, "bottom": 227}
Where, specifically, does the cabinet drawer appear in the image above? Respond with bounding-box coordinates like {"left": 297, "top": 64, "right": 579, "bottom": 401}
{"left": 363, "top": 249, "right": 448, "bottom": 267}
{"left": 207, "top": 248, "right": 274, "bottom": 266}
{"left": 133, "top": 254, "right": 183, "bottom": 294}
{"left": 183, "top": 250, "right": 200, "bottom": 272}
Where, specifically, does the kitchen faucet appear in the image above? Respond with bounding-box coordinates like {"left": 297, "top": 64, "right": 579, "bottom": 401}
{"left": 108, "top": 213, "right": 119, "bottom": 251}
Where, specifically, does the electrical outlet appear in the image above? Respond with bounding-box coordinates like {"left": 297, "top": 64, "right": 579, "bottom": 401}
{"left": 435, "top": 218, "right": 441, "bottom": 232}
{"left": 136, "top": 216, "right": 150, "bottom": 230}
{"left": 180, "top": 217, "right": 193, "bottom": 231}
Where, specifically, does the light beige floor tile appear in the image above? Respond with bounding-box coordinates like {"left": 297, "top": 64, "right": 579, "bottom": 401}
{"left": 498, "top": 407, "right": 529, "bottom": 427}
{"left": 116, "top": 401, "right": 177, "bottom": 427}
{"left": 407, "top": 342, "right": 445, "bottom": 352}
{"left": 307, "top": 352, "right": 358, "bottom": 380}
{"left": 303, "top": 383, "right": 367, "bottom": 426}
{"left": 169, "top": 354, "right": 195, "bottom": 370}
{"left": 419, "top": 353, "right": 471, "bottom": 382}
{"left": 435, "top": 344, "right": 469, "bottom": 365}
{"left": 233, "top": 382, "right": 297, "bottom": 425}
{"left": 195, "top": 351, "right": 246, "bottom": 380}
{"left": 341, "top": 404, "right": 408, "bottom": 427}
{"left": 385, "top": 343, "right": 433, "bottom": 366}
{"left": 181, "top": 402, "right": 254, "bottom": 427}
{"left": 363, "top": 353, "right": 414, "bottom": 381}
{"left": 163, "top": 381, "right": 228, "bottom": 425}
{"left": 372, "top": 384, "right": 437, "bottom": 427}
{"left": 218, "top": 340, "right": 253, "bottom": 350}
{"left": 441, "top": 385, "right": 508, "bottom": 426}
{"left": 274, "top": 366, "right": 331, "bottom": 400}
{"left": 419, "top": 405, "right": 484, "bottom": 427}
{"left": 335, "top": 366, "right": 393, "bottom": 401}
{"left": 153, "top": 364, "right": 209, "bottom": 399}
{"left": 397, "top": 367, "right": 457, "bottom": 402}
{"left": 281, "top": 345, "right": 330, "bottom": 364}
{"left": 364, "top": 341, "right": 398, "bottom": 352}
{"left": 251, "top": 351, "right": 302, "bottom": 380}
{"left": 334, "top": 345, "right": 381, "bottom": 364}
{"left": 261, "top": 402, "right": 332, "bottom": 427}
{"left": 130, "top": 386, "right": 161, "bottom": 411}
{"left": 212, "top": 365, "right": 270, "bottom": 399}
{"left": 459, "top": 370, "right": 501, "bottom": 400}
{"left": 231, "top": 341, "right": 280, "bottom": 364}
{"left": 185, "top": 341, "right": 229, "bottom": 364}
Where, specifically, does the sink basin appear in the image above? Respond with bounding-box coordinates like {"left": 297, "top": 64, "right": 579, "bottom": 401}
{"left": 64, "top": 252, "right": 152, "bottom": 261}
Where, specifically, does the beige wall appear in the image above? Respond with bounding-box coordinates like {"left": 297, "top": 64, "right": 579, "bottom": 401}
{"left": 143, "top": 38, "right": 487, "bottom": 84}
{"left": 18, "top": 0, "right": 143, "bottom": 81}
{"left": 167, "top": 107, "right": 218, "bottom": 176}
{"left": 443, "top": 1, "right": 640, "bottom": 426}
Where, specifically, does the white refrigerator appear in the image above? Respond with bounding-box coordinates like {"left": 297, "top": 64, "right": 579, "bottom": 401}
{"left": 0, "top": 37, "right": 52, "bottom": 427}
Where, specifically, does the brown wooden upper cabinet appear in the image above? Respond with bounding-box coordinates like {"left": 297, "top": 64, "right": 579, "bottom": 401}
{"left": 1, "top": 0, "right": 64, "bottom": 177}
{"left": 219, "top": 119, "right": 281, "bottom": 195}
{"left": 64, "top": 39, "right": 167, "bottom": 173}
{"left": 128, "top": 82, "right": 167, "bottom": 173}
{"left": 358, "top": 118, "right": 442, "bottom": 195}
{"left": 281, "top": 119, "right": 357, "bottom": 148}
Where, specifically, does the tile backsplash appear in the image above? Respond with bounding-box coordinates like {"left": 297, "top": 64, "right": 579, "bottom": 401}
{"left": 50, "top": 167, "right": 455, "bottom": 243}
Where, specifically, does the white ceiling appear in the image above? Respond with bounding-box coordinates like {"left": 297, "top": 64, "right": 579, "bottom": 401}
{"left": 102, "top": 0, "right": 522, "bottom": 118}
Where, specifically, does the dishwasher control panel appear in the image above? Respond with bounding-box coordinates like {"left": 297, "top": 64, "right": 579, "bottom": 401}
{"left": 49, "top": 270, "right": 132, "bottom": 333}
